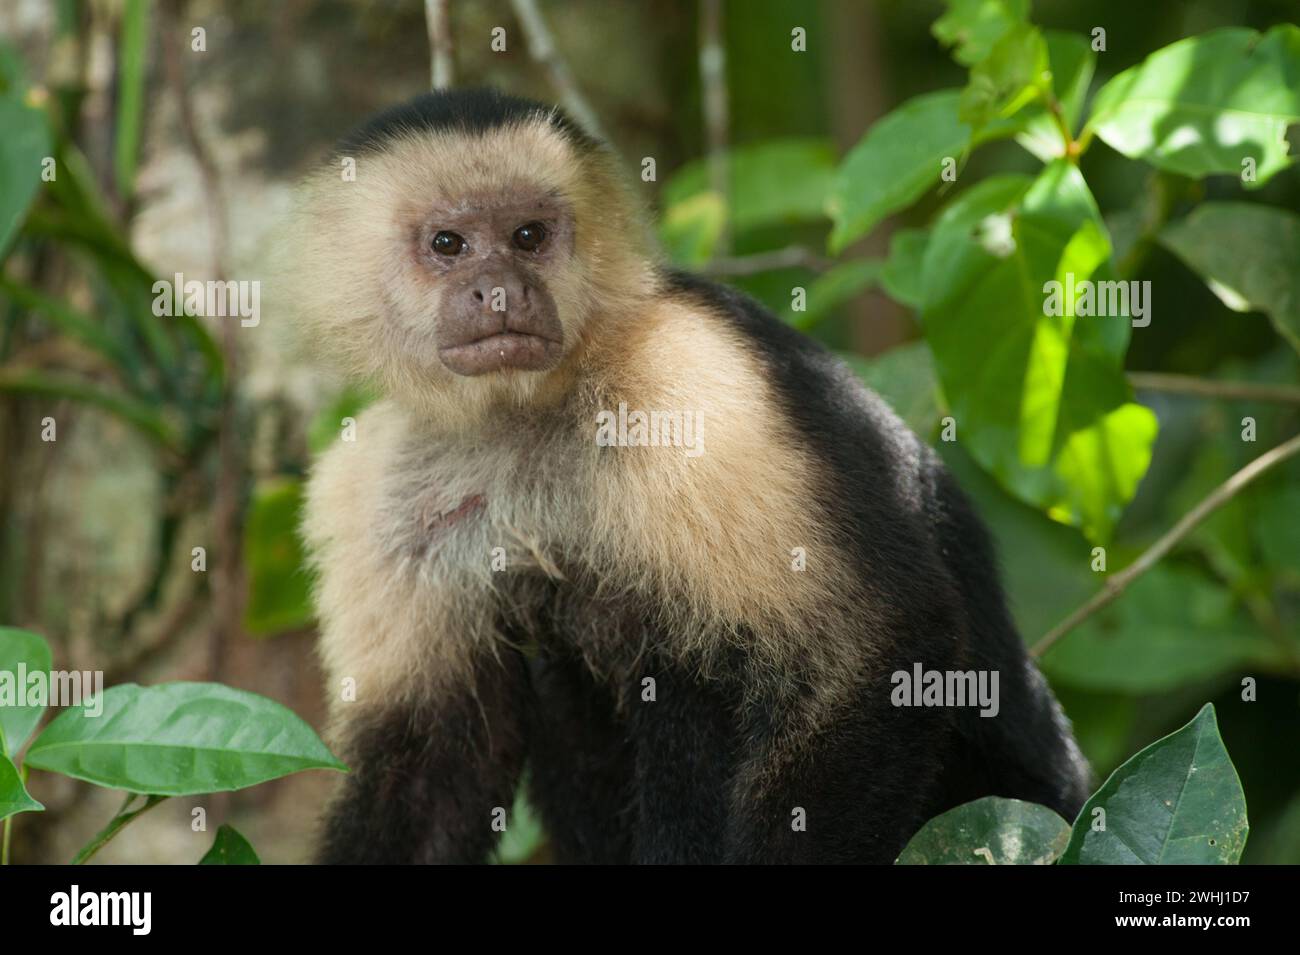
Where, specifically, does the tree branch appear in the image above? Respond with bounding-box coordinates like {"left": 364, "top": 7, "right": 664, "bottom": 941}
{"left": 509, "top": 0, "right": 604, "bottom": 140}
{"left": 698, "top": 0, "right": 730, "bottom": 255}
{"left": 424, "top": 0, "right": 454, "bottom": 90}
{"left": 1128, "top": 371, "right": 1300, "bottom": 406}
{"left": 702, "top": 245, "right": 834, "bottom": 277}
{"left": 1031, "top": 431, "right": 1300, "bottom": 658}
{"left": 161, "top": 0, "right": 244, "bottom": 681}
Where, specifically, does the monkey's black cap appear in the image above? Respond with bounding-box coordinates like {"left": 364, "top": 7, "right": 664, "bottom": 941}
{"left": 335, "top": 87, "right": 601, "bottom": 157}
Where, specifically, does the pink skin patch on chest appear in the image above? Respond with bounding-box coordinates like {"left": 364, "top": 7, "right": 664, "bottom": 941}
{"left": 422, "top": 493, "right": 487, "bottom": 534}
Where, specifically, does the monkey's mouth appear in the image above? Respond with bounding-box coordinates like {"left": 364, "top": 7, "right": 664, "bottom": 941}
{"left": 438, "top": 331, "right": 563, "bottom": 376}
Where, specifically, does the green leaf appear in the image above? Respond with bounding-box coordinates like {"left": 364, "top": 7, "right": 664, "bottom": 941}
{"left": 495, "top": 783, "right": 546, "bottom": 864}
{"left": 1040, "top": 566, "right": 1284, "bottom": 693}
{"left": 0, "top": 626, "right": 53, "bottom": 756}
{"left": 0, "top": 751, "right": 43, "bottom": 820}
{"left": 959, "top": 24, "right": 1050, "bottom": 131}
{"left": 0, "top": 368, "right": 181, "bottom": 451}
{"left": 919, "top": 163, "right": 1157, "bottom": 541}
{"left": 844, "top": 342, "right": 943, "bottom": 437}
{"left": 307, "top": 384, "right": 375, "bottom": 454}
{"left": 1061, "top": 704, "right": 1249, "bottom": 864}
{"left": 662, "top": 138, "right": 836, "bottom": 235}
{"left": 660, "top": 192, "right": 726, "bottom": 267}
{"left": 113, "top": 0, "right": 149, "bottom": 201}
{"left": 1256, "top": 485, "right": 1300, "bottom": 575}
{"left": 932, "top": 0, "right": 1030, "bottom": 67}
{"left": 0, "top": 275, "right": 134, "bottom": 370}
{"left": 0, "top": 45, "right": 50, "bottom": 261}
{"left": 829, "top": 91, "right": 966, "bottom": 252}
{"left": 1159, "top": 203, "right": 1300, "bottom": 354}
{"left": 199, "top": 824, "right": 261, "bottom": 864}
{"left": 879, "top": 228, "right": 928, "bottom": 309}
{"left": 781, "top": 259, "right": 881, "bottom": 330}
{"left": 1086, "top": 26, "right": 1300, "bottom": 186}
{"left": 897, "top": 797, "right": 1070, "bottom": 865}
{"left": 243, "top": 479, "right": 314, "bottom": 636}
{"left": 25, "top": 682, "right": 346, "bottom": 795}
{"left": 1015, "top": 30, "right": 1097, "bottom": 161}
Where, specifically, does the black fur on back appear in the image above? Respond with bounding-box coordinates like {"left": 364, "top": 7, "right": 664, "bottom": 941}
{"left": 658, "top": 269, "right": 1092, "bottom": 840}
{"left": 335, "top": 87, "right": 600, "bottom": 157}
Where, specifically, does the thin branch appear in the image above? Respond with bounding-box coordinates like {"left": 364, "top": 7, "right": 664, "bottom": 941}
{"left": 509, "top": 0, "right": 604, "bottom": 140}
{"left": 1031, "top": 431, "right": 1300, "bottom": 658}
{"left": 1128, "top": 372, "right": 1300, "bottom": 406}
{"left": 72, "top": 794, "right": 167, "bottom": 864}
{"left": 161, "top": 0, "right": 243, "bottom": 681}
{"left": 424, "top": 0, "right": 454, "bottom": 90}
{"left": 698, "top": 0, "right": 730, "bottom": 255}
{"left": 702, "top": 245, "right": 834, "bottom": 277}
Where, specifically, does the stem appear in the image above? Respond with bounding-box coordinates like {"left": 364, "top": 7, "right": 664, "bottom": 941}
{"left": 0, "top": 763, "right": 18, "bottom": 865}
{"left": 1031, "top": 431, "right": 1300, "bottom": 658}
{"left": 1128, "top": 372, "right": 1300, "bottom": 406}
{"left": 1044, "top": 94, "right": 1079, "bottom": 163}
{"left": 510, "top": 0, "right": 605, "bottom": 140}
{"left": 702, "top": 245, "right": 834, "bottom": 277}
{"left": 424, "top": 0, "right": 454, "bottom": 90}
{"left": 72, "top": 794, "right": 167, "bottom": 865}
{"left": 699, "top": 0, "right": 730, "bottom": 255}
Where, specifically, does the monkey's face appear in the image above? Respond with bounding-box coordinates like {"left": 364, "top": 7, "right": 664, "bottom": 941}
{"left": 285, "top": 117, "right": 652, "bottom": 422}
{"left": 413, "top": 192, "right": 571, "bottom": 377}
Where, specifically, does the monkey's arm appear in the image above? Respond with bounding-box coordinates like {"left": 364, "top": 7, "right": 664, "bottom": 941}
{"left": 316, "top": 654, "right": 529, "bottom": 864}
{"left": 305, "top": 405, "right": 528, "bottom": 864}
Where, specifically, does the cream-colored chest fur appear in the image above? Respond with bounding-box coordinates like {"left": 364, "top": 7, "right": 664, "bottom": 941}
{"left": 303, "top": 303, "right": 870, "bottom": 719}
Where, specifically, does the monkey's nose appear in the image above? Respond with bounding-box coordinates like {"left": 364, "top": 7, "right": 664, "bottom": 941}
{"left": 467, "top": 277, "right": 530, "bottom": 315}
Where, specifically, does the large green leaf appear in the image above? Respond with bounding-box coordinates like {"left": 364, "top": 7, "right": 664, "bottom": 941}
{"left": 1160, "top": 203, "right": 1300, "bottom": 354}
{"left": 0, "top": 751, "right": 43, "bottom": 820}
{"left": 243, "top": 479, "right": 314, "bottom": 636}
{"left": 919, "top": 163, "right": 1157, "bottom": 541}
{"left": 1061, "top": 704, "right": 1248, "bottom": 864}
{"left": 24, "top": 682, "right": 346, "bottom": 795}
{"left": 1087, "top": 26, "right": 1300, "bottom": 186}
{"left": 659, "top": 192, "right": 726, "bottom": 267}
{"left": 199, "top": 824, "right": 261, "bottom": 864}
{"left": 0, "top": 45, "right": 50, "bottom": 261}
{"left": 932, "top": 0, "right": 1030, "bottom": 67}
{"left": 829, "top": 90, "right": 970, "bottom": 253}
{"left": 879, "top": 228, "right": 929, "bottom": 309}
{"left": 1040, "top": 566, "right": 1284, "bottom": 693}
{"left": 897, "top": 797, "right": 1070, "bottom": 865}
{"left": 663, "top": 138, "right": 836, "bottom": 236}
{"left": 0, "top": 627, "right": 53, "bottom": 756}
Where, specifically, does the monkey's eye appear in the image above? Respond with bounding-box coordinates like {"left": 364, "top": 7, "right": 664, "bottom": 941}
{"left": 432, "top": 231, "right": 465, "bottom": 256}
{"left": 513, "top": 222, "right": 546, "bottom": 252}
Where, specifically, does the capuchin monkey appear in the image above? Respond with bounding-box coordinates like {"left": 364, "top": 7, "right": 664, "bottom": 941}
{"left": 284, "top": 88, "right": 1090, "bottom": 864}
